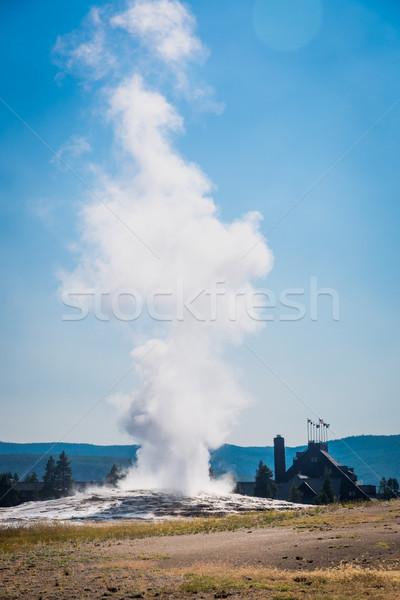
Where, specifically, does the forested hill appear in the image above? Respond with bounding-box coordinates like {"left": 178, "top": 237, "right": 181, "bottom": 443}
{"left": 0, "top": 442, "right": 139, "bottom": 458}
{"left": 0, "top": 443, "right": 139, "bottom": 481}
{"left": 0, "top": 435, "right": 398, "bottom": 485}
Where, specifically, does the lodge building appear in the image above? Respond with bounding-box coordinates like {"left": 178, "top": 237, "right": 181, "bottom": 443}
{"left": 237, "top": 428, "right": 376, "bottom": 503}
{"left": 273, "top": 434, "right": 375, "bottom": 503}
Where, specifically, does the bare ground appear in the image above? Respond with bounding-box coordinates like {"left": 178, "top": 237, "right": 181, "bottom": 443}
{"left": 1, "top": 499, "right": 400, "bottom": 599}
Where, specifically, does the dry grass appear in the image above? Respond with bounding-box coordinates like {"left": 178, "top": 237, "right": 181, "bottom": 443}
{"left": 4, "top": 554, "right": 397, "bottom": 599}
{"left": 1, "top": 500, "right": 392, "bottom": 555}
{"left": 164, "top": 563, "right": 400, "bottom": 598}
{"left": 0, "top": 509, "right": 308, "bottom": 553}
{"left": 1, "top": 501, "right": 400, "bottom": 599}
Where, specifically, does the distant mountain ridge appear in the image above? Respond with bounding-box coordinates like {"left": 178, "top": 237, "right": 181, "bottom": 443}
{"left": 0, "top": 435, "right": 398, "bottom": 486}
{"left": 0, "top": 442, "right": 139, "bottom": 458}
{"left": 0, "top": 442, "right": 139, "bottom": 482}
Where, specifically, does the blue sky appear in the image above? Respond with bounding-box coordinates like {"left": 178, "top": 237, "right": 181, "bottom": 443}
{"left": 0, "top": 0, "right": 399, "bottom": 448}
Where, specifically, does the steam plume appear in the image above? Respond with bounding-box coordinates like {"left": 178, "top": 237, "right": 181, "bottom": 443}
{"left": 58, "top": 0, "right": 273, "bottom": 495}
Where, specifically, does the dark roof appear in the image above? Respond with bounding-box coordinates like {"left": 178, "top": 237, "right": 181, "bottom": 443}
{"left": 320, "top": 450, "right": 342, "bottom": 468}
{"left": 16, "top": 482, "right": 44, "bottom": 492}
{"left": 298, "top": 481, "right": 317, "bottom": 496}
{"left": 281, "top": 442, "right": 369, "bottom": 501}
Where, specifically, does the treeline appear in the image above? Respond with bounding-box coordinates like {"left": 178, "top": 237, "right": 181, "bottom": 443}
{"left": 0, "top": 451, "right": 126, "bottom": 507}
{"left": 41, "top": 451, "right": 73, "bottom": 499}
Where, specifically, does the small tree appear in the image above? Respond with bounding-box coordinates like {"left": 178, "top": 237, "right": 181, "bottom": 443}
{"left": 0, "top": 472, "right": 20, "bottom": 507}
{"left": 387, "top": 478, "right": 399, "bottom": 498}
{"left": 105, "top": 464, "right": 125, "bottom": 487}
{"left": 315, "top": 467, "right": 335, "bottom": 504}
{"left": 378, "top": 477, "right": 399, "bottom": 500}
{"left": 254, "top": 460, "right": 277, "bottom": 499}
{"left": 41, "top": 456, "right": 57, "bottom": 499}
{"left": 289, "top": 482, "right": 303, "bottom": 503}
{"left": 378, "top": 477, "right": 389, "bottom": 500}
{"left": 55, "top": 451, "right": 73, "bottom": 497}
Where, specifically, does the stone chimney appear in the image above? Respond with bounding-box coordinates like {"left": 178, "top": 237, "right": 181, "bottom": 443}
{"left": 274, "top": 434, "right": 286, "bottom": 483}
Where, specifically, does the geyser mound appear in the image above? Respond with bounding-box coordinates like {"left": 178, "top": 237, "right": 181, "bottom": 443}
{"left": 0, "top": 489, "right": 306, "bottom": 526}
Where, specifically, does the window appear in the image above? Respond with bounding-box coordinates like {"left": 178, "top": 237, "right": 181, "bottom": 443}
{"left": 311, "top": 456, "right": 318, "bottom": 463}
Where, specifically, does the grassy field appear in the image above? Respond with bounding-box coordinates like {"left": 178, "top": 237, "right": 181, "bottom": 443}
{"left": 0, "top": 502, "right": 380, "bottom": 554}
{"left": 0, "top": 500, "right": 393, "bottom": 554}
{"left": 1, "top": 501, "right": 399, "bottom": 599}
{"left": 1, "top": 551, "right": 399, "bottom": 599}
{"left": 171, "top": 563, "right": 400, "bottom": 599}
{"left": 0, "top": 508, "right": 309, "bottom": 553}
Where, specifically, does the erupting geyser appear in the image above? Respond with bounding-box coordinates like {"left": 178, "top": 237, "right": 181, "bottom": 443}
{"left": 58, "top": 0, "right": 273, "bottom": 495}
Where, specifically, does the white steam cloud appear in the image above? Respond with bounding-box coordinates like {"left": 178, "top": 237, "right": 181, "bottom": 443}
{"left": 111, "top": 0, "right": 205, "bottom": 63}
{"left": 57, "top": 0, "right": 273, "bottom": 495}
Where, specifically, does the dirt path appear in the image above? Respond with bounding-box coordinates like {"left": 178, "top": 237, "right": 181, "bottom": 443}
{"left": 107, "top": 514, "right": 400, "bottom": 570}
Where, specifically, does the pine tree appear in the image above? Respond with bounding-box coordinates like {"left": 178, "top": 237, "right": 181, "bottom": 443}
{"left": 105, "top": 464, "right": 125, "bottom": 486}
{"left": 378, "top": 477, "right": 388, "bottom": 499}
{"left": 0, "top": 472, "right": 20, "bottom": 507}
{"left": 289, "top": 483, "right": 303, "bottom": 503}
{"left": 41, "top": 456, "right": 57, "bottom": 499}
{"left": 55, "top": 451, "right": 73, "bottom": 497}
{"left": 378, "top": 477, "right": 399, "bottom": 500}
{"left": 254, "top": 460, "right": 277, "bottom": 499}
{"left": 315, "top": 467, "right": 335, "bottom": 504}
{"left": 387, "top": 478, "right": 399, "bottom": 498}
